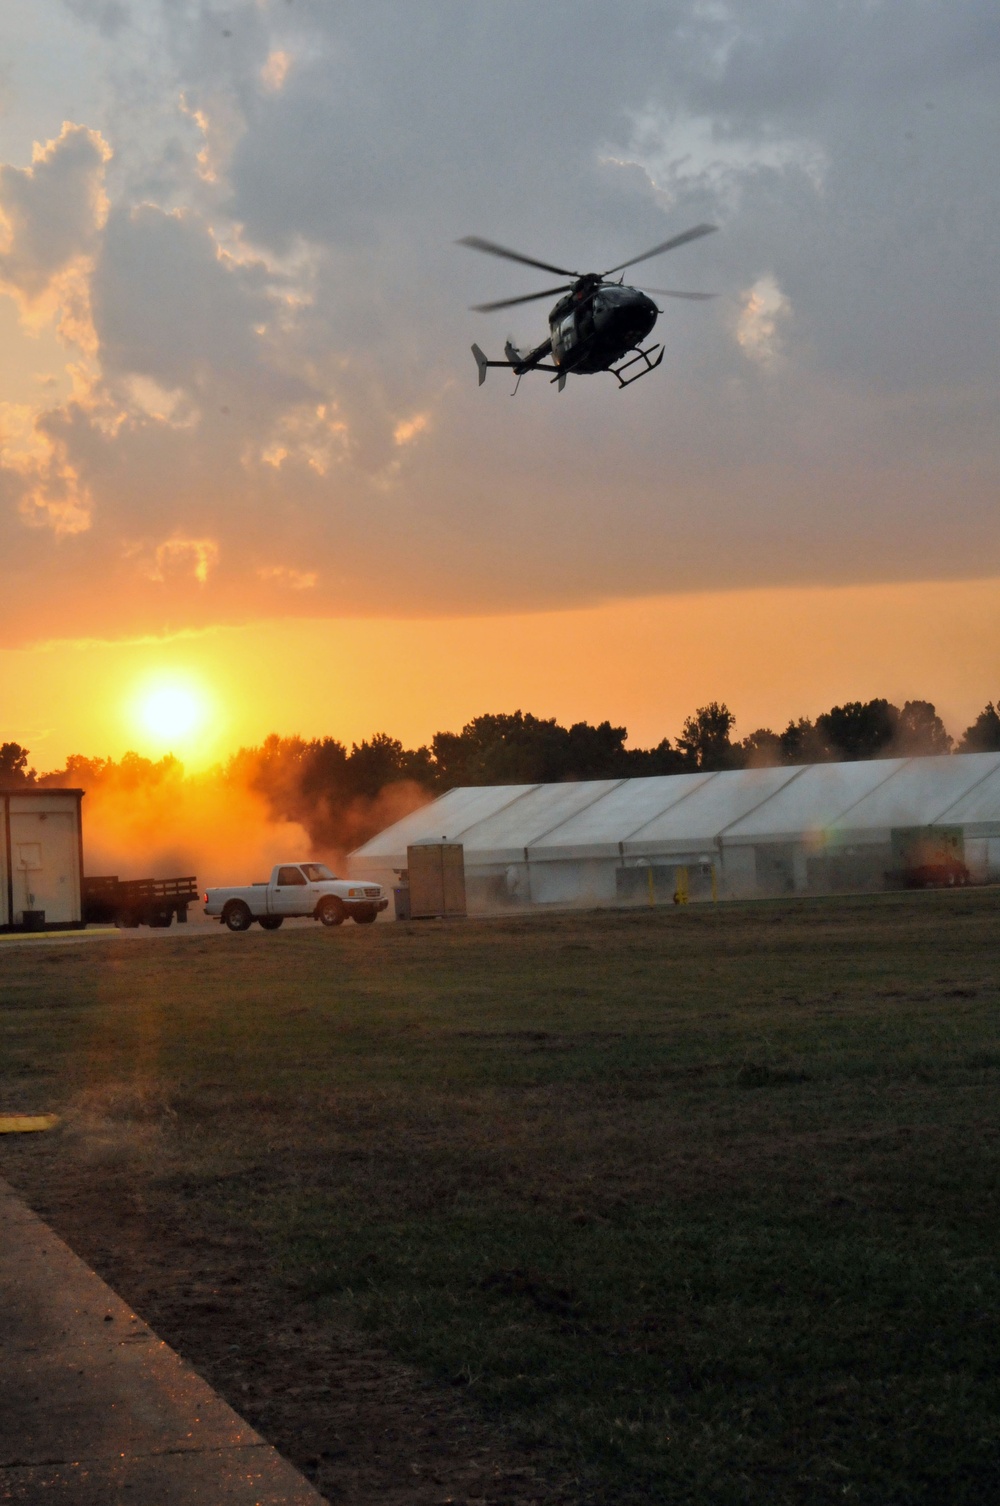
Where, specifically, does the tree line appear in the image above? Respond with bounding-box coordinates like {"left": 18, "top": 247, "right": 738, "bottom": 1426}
{"left": 3, "top": 696, "right": 1000, "bottom": 855}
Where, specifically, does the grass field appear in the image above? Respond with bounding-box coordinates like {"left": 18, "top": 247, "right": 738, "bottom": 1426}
{"left": 1, "top": 892, "right": 999, "bottom": 1504}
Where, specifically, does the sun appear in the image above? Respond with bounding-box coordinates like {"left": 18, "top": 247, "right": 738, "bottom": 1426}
{"left": 130, "top": 675, "right": 213, "bottom": 756}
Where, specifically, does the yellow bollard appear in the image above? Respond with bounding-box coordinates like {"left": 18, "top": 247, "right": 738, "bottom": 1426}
{"left": 647, "top": 866, "right": 655, "bottom": 906}
{"left": 673, "top": 866, "right": 689, "bottom": 905}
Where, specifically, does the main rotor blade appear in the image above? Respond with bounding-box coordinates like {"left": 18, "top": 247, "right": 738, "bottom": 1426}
{"left": 601, "top": 223, "right": 717, "bottom": 277}
{"left": 457, "top": 235, "right": 579, "bottom": 279}
{"left": 643, "top": 288, "right": 717, "bottom": 300}
{"left": 471, "top": 284, "right": 573, "bottom": 313}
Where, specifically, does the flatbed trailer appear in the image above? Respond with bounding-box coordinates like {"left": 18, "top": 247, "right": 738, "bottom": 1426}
{"left": 82, "top": 875, "right": 199, "bottom": 928}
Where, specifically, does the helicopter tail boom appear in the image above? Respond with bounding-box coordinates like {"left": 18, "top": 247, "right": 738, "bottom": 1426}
{"left": 471, "top": 340, "right": 558, "bottom": 386}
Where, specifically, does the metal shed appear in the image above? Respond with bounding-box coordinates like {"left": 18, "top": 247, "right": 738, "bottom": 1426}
{"left": 349, "top": 754, "right": 1000, "bottom": 909}
{"left": 1, "top": 788, "right": 85, "bottom": 931}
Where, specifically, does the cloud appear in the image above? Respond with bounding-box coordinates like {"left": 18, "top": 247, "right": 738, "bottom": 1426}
{"left": 393, "top": 412, "right": 430, "bottom": 446}
{"left": 260, "top": 50, "right": 292, "bottom": 94}
{"left": 0, "top": 400, "right": 92, "bottom": 536}
{"left": 257, "top": 564, "right": 317, "bottom": 590}
{"left": 0, "top": 2, "right": 998, "bottom": 648}
{"left": 149, "top": 536, "right": 219, "bottom": 586}
{"left": 0, "top": 123, "right": 111, "bottom": 308}
{"left": 604, "top": 107, "right": 826, "bottom": 215}
{"left": 736, "top": 276, "right": 790, "bottom": 367}
{"left": 62, "top": 0, "right": 129, "bottom": 38}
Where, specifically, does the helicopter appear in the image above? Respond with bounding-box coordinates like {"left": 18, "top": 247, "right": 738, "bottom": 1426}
{"left": 458, "top": 222, "right": 717, "bottom": 392}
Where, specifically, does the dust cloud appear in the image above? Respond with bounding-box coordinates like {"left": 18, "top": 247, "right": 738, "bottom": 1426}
{"left": 41, "top": 749, "right": 432, "bottom": 889}
{"left": 68, "top": 763, "right": 311, "bottom": 889}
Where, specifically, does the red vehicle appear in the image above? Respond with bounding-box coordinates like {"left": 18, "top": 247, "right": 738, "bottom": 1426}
{"left": 900, "top": 859, "right": 971, "bottom": 889}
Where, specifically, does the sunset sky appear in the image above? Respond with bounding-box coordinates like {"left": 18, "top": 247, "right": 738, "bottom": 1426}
{"left": 2, "top": 1, "right": 999, "bottom": 772}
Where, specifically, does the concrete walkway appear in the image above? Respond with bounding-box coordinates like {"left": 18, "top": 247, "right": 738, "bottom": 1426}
{"left": 0, "top": 1177, "right": 326, "bottom": 1504}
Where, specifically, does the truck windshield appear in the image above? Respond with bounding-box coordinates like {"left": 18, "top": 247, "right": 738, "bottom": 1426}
{"left": 300, "top": 863, "right": 336, "bottom": 881}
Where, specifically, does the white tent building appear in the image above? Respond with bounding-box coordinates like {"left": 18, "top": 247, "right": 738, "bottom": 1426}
{"left": 348, "top": 753, "right": 1000, "bottom": 909}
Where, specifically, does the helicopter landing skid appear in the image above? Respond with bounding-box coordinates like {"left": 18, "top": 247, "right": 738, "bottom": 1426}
{"left": 610, "top": 343, "right": 664, "bottom": 388}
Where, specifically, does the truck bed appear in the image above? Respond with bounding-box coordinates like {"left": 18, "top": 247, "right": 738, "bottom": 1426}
{"left": 83, "top": 875, "right": 199, "bottom": 927}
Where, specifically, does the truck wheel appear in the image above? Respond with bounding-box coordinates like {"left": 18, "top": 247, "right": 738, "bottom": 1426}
{"left": 317, "top": 897, "right": 345, "bottom": 927}
{"left": 352, "top": 910, "right": 377, "bottom": 925}
{"left": 223, "top": 900, "right": 253, "bottom": 932}
{"left": 258, "top": 916, "right": 283, "bottom": 930}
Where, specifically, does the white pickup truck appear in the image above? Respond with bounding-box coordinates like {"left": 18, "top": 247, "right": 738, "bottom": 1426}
{"left": 204, "top": 862, "right": 388, "bottom": 932}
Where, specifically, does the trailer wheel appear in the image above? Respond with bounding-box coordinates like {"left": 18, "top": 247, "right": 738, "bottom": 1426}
{"left": 258, "top": 916, "right": 283, "bottom": 930}
{"left": 148, "top": 910, "right": 173, "bottom": 928}
{"left": 317, "top": 897, "right": 345, "bottom": 927}
{"left": 115, "top": 912, "right": 140, "bottom": 929}
{"left": 223, "top": 900, "right": 253, "bottom": 932}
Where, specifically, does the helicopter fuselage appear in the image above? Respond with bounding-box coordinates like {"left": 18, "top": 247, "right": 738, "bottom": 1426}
{"left": 548, "top": 283, "right": 658, "bottom": 374}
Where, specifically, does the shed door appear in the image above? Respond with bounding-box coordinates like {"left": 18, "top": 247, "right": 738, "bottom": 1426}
{"left": 9, "top": 811, "right": 79, "bottom": 924}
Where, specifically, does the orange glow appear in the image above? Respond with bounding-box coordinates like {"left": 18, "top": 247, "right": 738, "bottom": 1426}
{"left": 2, "top": 575, "right": 1000, "bottom": 774}
{"left": 125, "top": 673, "right": 218, "bottom": 763}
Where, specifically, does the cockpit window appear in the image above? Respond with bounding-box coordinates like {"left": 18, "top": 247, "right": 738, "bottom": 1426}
{"left": 301, "top": 863, "right": 336, "bottom": 881}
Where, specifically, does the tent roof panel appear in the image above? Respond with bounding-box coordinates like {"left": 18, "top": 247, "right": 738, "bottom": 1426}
{"left": 527, "top": 772, "right": 716, "bottom": 859}
{"left": 466, "top": 779, "right": 626, "bottom": 863}
{"left": 928, "top": 755, "right": 1000, "bottom": 828}
{"left": 351, "top": 784, "right": 538, "bottom": 862}
{"left": 622, "top": 766, "right": 799, "bottom": 854}
{"left": 723, "top": 760, "right": 903, "bottom": 841}
{"left": 828, "top": 753, "right": 1000, "bottom": 835}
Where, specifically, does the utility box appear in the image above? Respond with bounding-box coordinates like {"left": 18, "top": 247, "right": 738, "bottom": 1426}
{"left": 406, "top": 842, "right": 467, "bottom": 919}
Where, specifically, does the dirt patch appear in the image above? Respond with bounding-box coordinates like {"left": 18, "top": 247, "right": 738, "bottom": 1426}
{"left": 15, "top": 1167, "right": 583, "bottom": 1506}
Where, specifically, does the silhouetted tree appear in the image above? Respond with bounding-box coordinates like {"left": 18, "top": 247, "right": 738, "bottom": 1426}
{"left": 740, "top": 728, "right": 783, "bottom": 767}
{"left": 346, "top": 733, "right": 434, "bottom": 798}
{"left": 620, "top": 738, "right": 688, "bottom": 776}
{"left": 958, "top": 702, "right": 1000, "bottom": 753}
{"left": 676, "top": 703, "right": 742, "bottom": 771}
{"left": 0, "top": 742, "right": 35, "bottom": 786}
{"left": 431, "top": 711, "right": 631, "bottom": 786}
{"left": 892, "top": 700, "right": 953, "bottom": 756}
{"left": 816, "top": 699, "right": 899, "bottom": 761}
{"left": 777, "top": 717, "right": 824, "bottom": 764}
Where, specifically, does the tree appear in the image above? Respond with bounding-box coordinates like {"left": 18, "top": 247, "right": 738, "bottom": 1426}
{"left": 740, "top": 728, "right": 783, "bottom": 767}
{"left": 676, "top": 703, "right": 742, "bottom": 771}
{"left": 431, "top": 711, "right": 632, "bottom": 786}
{"left": 0, "top": 742, "right": 35, "bottom": 786}
{"left": 958, "top": 702, "right": 1000, "bottom": 754}
{"left": 893, "top": 700, "right": 952, "bottom": 756}
{"left": 346, "top": 733, "right": 434, "bottom": 799}
{"left": 777, "top": 717, "right": 827, "bottom": 764}
{"left": 620, "top": 738, "right": 688, "bottom": 777}
{"left": 816, "top": 700, "right": 899, "bottom": 761}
